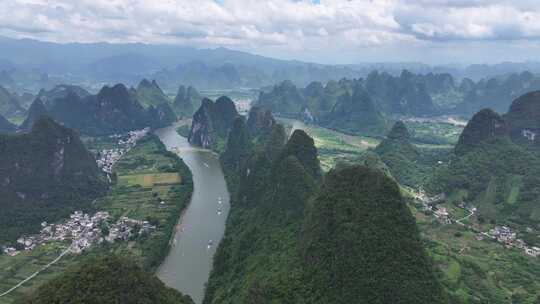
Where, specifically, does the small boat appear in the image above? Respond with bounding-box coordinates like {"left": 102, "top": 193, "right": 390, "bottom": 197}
{"left": 207, "top": 239, "right": 214, "bottom": 249}
{"left": 217, "top": 208, "right": 222, "bottom": 215}
{"left": 203, "top": 162, "right": 210, "bottom": 168}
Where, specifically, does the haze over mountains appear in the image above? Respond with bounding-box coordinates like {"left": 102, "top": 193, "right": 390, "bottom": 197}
{"left": 3, "top": 6, "right": 540, "bottom": 302}
{"left": 3, "top": 36, "right": 540, "bottom": 93}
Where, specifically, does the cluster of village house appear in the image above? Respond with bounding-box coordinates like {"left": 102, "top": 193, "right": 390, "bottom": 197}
{"left": 414, "top": 189, "right": 540, "bottom": 258}
{"left": 476, "top": 226, "right": 540, "bottom": 257}
{"left": 2, "top": 129, "right": 159, "bottom": 258}
{"left": 522, "top": 129, "right": 537, "bottom": 142}
{"left": 2, "top": 211, "right": 156, "bottom": 257}
{"left": 96, "top": 128, "right": 149, "bottom": 177}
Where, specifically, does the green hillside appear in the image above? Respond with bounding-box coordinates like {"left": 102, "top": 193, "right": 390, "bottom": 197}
{"left": 19, "top": 255, "right": 194, "bottom": 304}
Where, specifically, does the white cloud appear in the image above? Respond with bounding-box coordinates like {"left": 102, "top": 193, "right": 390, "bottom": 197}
{"left": 1, "top": 0, "right": 540, "bottom": 63}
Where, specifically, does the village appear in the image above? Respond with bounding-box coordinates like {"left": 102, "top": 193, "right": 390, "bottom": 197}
{"left": 2, "top": 210, "right": 156, "bottom": 257}
{"left": 414, "top": 189, "right": 540, "bottom": 258}
{"left": 2, "top": 128, "right": 155, "bottom": 258}
{"left": 95, "top": 128, "right": 150, "bottom": 176}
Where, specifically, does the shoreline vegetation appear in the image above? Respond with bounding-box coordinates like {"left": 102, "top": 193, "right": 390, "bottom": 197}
{"left": 0, "top": 132, "right": 194, "bottom": 303}
{"left": 203, "top": 112, "right": 540, "bottom": 304}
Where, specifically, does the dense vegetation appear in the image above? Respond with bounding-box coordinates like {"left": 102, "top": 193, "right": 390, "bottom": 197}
{"left": 254, "top": 71, "right": 540, "bottom": 136}
{"left": 108, "top": 134, "right": 194, "bottom": 271}
{"left": 173, "top": 85, "right": 202, "bottom": 118}
{"left": 432, "top": 137, "right": 540, "bottom": 228}
{"left": 19, "top": 255, "right": 194, "bottom": 304}
{"left": 0, "top": 116, "right": 107, "bottom": 244}
{"left": 431, "top": 92, "right": 540, "bottom": 232}
{"left": 0, "top": 133, "right": 194, "bottom": 303}
{"left": 19, "top": 83, "right": 176, "bottom": 136}
{"left": 323, "top": 84, "right": 388, "bottom": 136}
{"left": 204, "top": 107, "right": 445, "bottom": 303}
{"left": 372, "top": 121, "right": 429, "bottom": 187}
{"left": 135, "top": 79, "right": 171, "bottom": 108}
{"left": 301, "top": 166, "right": 446, "bottom": 304}
{"left": 504, "top": 90, "right": 540, "bottom": 147}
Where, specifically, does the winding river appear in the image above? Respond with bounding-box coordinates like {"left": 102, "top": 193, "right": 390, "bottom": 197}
{"left": 154, "top": 125, "right": 230, "bottom": 304}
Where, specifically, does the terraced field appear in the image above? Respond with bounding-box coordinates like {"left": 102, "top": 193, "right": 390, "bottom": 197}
{"left": 412, "top": 203, "right": 540, "bottom": 304}
{"left": 118, "top": 173, "right": 181, "bottom": 188}
{"left": 0, "top": 135, "right": 193, "bottom": 304}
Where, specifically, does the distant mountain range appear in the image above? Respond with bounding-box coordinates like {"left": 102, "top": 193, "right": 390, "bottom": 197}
{"left": 3, "top": 36, "right": 540, "bottom": 92}
{"left": 254, "top": 70, "right": 540, "bottom": 136}
{"left": 19, "top": 83, "right": 176, "bottom": 136}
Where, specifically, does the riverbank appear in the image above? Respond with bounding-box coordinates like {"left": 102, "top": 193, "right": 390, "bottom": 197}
{"left": 0, "top": 133, "right": 194, "bottom": 304}
{"left": 155, "top": 124, "right": 231, "bottom": 304}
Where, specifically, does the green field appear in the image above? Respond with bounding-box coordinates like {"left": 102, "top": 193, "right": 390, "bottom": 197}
{"left": 118, "top": 172, "right": 181, "bottom": 188}
{"left": 0, "top": 135, "right": 193, "bottom": 303}
{"left": 280, "top": 118, "right": 540, "bottom": 303}
{"left": 278, "top": 118, "right": 379, "bottom": 171}
{"left": 404, "top": 120, "right": 464, "bottom": 146}
{"left": 409, "top": 198, "right": 540, "bottom": 304}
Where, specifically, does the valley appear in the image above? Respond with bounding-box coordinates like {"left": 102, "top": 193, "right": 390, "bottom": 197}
{"left": 2, "top": 12, "right": 540, "bottom": 302}
{"left": 0, "top": 131, "right": 193, "bottom": 303}
{"left": 274, "top": 117, "right": 540, "bottom": 303}
{"left": 155, "top": 124, "right": 230, "bottom": 304}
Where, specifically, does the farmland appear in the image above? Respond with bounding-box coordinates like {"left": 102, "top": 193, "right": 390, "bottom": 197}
{"left": 0, "top": 135, "right": 192, "bottom": 304}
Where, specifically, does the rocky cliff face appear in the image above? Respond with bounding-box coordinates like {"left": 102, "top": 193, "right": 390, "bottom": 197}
{"left": 455, "top": 108, "right": 508, "bottom": 155}
{"left": 188, "top": 98, "right": 215, "bottom": 148}
{"left": 246, "top": 106, "right": 276, "bottom": 137}
{"left": 188, "top": 96, "right": 239, "bottom": 149}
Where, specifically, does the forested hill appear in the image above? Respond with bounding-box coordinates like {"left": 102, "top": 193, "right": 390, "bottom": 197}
{"left": 372, "top": 121, "right": 426, "bottom": 187}
{"left": 203, "top": 106, "right": 446, "bottom": 303}
{"left": 173, "top": 85, "right": 202, "bottom": 118}
{"left": 135, "top": 78, "right": 171, "bottom": 108}
{"left": 0, "top": 116, "right": 107, "bottom": 243}
{"left": 301, "top": 165, "right": 446, "bottom": 304}
{"left": 254, "top": 70, "right": 540, "bottom": 130}
{"left": 19, "top": 83, "right": 176, "bottom": 136}
{"left": 20, "top": 255, "right": 194, "bottom": 304}
{"left": 431, "top": 90, "right": 540, "bottom": 230}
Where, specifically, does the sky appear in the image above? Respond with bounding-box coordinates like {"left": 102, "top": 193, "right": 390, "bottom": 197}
{"left": 1, "top": 0, "right": 540, "bottom": 64}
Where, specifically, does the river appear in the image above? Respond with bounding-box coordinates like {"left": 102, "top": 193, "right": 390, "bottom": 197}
{"left": 154, "top": 124, "right": 230, "bottom": 304}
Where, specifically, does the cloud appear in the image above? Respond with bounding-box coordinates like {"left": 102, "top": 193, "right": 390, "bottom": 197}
{"left": 1, "top": 0, "right": 540, "bottom": 63}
